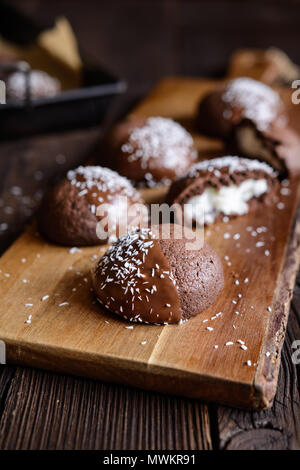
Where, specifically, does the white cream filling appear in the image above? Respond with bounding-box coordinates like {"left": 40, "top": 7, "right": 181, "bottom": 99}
{"left": 184, "top": 179, "right": 268, "bottom": 225}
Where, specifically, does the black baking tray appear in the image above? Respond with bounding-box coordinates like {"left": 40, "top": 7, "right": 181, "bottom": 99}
{"left": 0, "top": 2, "right": 126, "bottom": 140}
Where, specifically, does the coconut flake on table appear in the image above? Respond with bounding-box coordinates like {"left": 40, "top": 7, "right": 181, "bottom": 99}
{"left": 10, "top": 186, "right": 22, "bottom": 196}
{"left": 69, "top": 247, "right": 82, "bottom": 254}
{"left": 222, "top": 77, "right": 282, "bottom": 130}
{"left": 0, "top": 223, "right": 8, "bottom": 231}
{"left": 121, "top": 117, "right": 197, "bottom": 171}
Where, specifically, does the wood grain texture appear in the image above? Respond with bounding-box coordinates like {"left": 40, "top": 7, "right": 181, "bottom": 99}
{"left": 216, "top": 272, "right": 300, "bottom": 450}
{"left": 0, "top": 367, "right": 211, "bottom": 450}
{"left": 1, "top": 0, "right": 300, "bottom": 451}
{"left": 0, "top": 78, "right": 299, "bottom": 411}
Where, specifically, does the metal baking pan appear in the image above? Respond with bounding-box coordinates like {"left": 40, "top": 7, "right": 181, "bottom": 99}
{"left": 0, "top": 2, "right": 126, "bottom": 140}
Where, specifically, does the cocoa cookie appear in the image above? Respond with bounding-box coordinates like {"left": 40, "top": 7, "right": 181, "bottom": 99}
{"left": 227, "top": 48, "right": 300, "bottom": 86}
{"left": 196, "top": 77, "right": 286, "bottom": 139}
{"left": 167, "top": 156, "right": 280, "bottom": 226}
{"left": 228, "top": 119, "right": 300, "bottom": 177}
{"left": 92, "top": 225, "right": 224, "bottom": 324}
{"left": 38, "top": 166, "right": 147, "bottom": 246}
{"left": 104, "top": 116, "right": 197, "bottom": 187}
{"left": 6, "top": 69, "right": 61, "bottom": 101}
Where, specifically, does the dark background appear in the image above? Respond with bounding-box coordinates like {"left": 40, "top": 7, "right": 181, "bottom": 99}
{"left": 0, "top": 0, "right": 300, "bottom": 451}
{"left": 9, "top": 0, "right": 300, "bottom": 105}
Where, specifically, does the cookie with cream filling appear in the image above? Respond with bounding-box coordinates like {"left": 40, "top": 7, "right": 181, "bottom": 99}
{"left": 228, "top": 119, "right": 300, "bottom": 177}
{"left": 196, "top": 77, "right": 287, "bottom": 139}
{"left": 167, "top": 156, "right": 280, "bottom": 226}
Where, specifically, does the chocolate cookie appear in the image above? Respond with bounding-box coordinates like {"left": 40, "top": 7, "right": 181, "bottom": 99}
{"left": 227, "top": 48, "right": 300, "bottom": 86}
{"left": 167, "top": 156, "right": 279, "bottom": 226}
{"left": 92, "top": 225, "right": 224, "bottom": 324}
{"left": 228, "top": 119, "right": 300, "bottom": 177}
{"left": 104, "top": 116, "right": 197, "bottom": 187}
{"left": 196, "top": 77, "right": 286, "bottom": 139}
{"left": 38, "top": 166, "right": 146, "bottom": 246}
{"left": 6, "top": 69, "right": 60, "bottom": 101}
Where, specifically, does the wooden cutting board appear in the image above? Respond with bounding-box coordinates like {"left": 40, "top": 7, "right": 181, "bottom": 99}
{"left": 1, "top": 78, "right": 300, "bottom": 410}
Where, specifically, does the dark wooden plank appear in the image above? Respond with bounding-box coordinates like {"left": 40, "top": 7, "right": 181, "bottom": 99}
{"left": 0, "top": 368, "right": 212, "bottom": 450}
{"left": 0, "top": 366, "right": 16, "bottom": 418}
{"left": 216, "top": 270, "right": 300, "bottom": 450}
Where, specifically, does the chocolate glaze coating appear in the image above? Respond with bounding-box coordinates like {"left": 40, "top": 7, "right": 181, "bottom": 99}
{"left": 167, "top": 156, "right": 280, "bottom": 224}
{"left": 196, "top": 78, "right": 286, "bottom": 139}
{"left": 103, "top": 116, "right": 197, "bottom": 187}
{"left": 228, "top": 119, "right": 300, "bottom": 177}
{"left": 92, "top": 225, "right": 224, "bottom": 324}
{"left": 38, "top": 166, "right": 146, "bottom": 246}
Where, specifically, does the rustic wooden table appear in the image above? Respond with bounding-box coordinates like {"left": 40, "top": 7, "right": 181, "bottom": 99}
{"left": 0, "top": 0, "right": 299, "bottom": 451}
{"left": 0, "top": 95, "right": 299, "bottom": 450}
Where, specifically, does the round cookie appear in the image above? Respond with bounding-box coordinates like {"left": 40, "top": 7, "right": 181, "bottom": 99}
{"left": 92, "top": 224, "right": 224, "bottom": 324}
{"left": 38, "top": 166, "right": 147, "bottom": 246}
{"left": 104, "top": 116, "right": 197, "bottom": 187}
{"left": 196, "top": 77, "right": 286, "bottom": 139}
{"left": 228, "top": 118, "right": 300, "bottom": 177}
{"left": 167, "top": 156, "right": 280, "bottom": 226}
{"left": 6, "top": 69, "right": 60, "bottom": 101}
{"left": 227, "top": 48, "right": 300, "bottom": 87}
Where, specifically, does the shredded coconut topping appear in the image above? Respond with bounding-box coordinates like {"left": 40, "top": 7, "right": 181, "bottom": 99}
{"left": 67, "top": 166, "right": 140, "bottom": 202}
{"left": 222, "top": 77, "right": 281, "bottom": 130}
{"left": 121, "top": 117, "right": 197, "bottom": 171}
{"left": 7, "top": 70, "right": 60, "bottom": 100}
{"left": 187, "top": 156, "right": 277, "bottom": 179}
{"left": 94, "top": 227, "right": 177, "bottom": 323}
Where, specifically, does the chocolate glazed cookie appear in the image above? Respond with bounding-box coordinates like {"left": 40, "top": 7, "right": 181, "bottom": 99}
{"left": 103, "top": 116, "right": 197, "bottom": 187}
{"left": 196, "top": 77, "right": 287, "bottom": 139}
{"left": 167, "top": 156, "right": 280, "bottom": 226}
{"left": 38, "top": 166, "right": 147, "bottom": 246}
{"left": 92, "top": 225, "right": 224, "bottom": 324}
